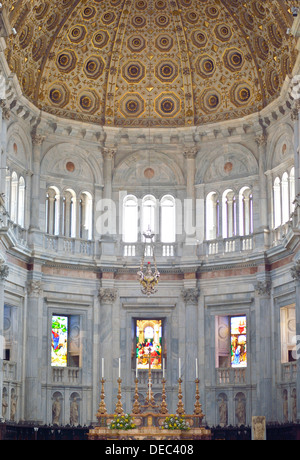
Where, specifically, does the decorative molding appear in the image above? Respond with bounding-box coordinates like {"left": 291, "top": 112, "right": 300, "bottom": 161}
{"left": 181, "top": 288, "right": 200, "bottom": 304}
{"left": 291, "top": 260, "right": 300, "bottom": 281}
{"left": 99, "top": 287, "right": 117, "bottom": 303}
{"left": 255, "top": 280, "right": 271, "bottom": 296}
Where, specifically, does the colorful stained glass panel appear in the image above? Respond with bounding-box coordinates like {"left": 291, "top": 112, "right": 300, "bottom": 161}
{"left": 230, "top": 316, "right": 247, "bottom": 368}
{"left": 51, "top": 315, "right": 68, "bottom": 367}
{"left": 136, "top": 319, "right": 162, "bottom": 370}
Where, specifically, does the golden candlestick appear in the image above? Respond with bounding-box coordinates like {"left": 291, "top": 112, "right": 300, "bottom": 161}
{"left": 176, "top": 378, "right": 185, "bottom": 416}
{"left": 132, "top": 378, "right": 141, "bottom": 414}
{"left": 96, "top": 378, "right": 107, "bottom": 418}
{"left": 160, "top": 378, "right": 168, "bottom": 414}
{"left": 194, "top": 378, "right": 204, "bottom": 419}
{"left": 115, "top": 378, "right": 124, "bottom": 415}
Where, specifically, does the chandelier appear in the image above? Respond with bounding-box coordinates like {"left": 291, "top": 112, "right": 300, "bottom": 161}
{"left": 137, "top": 227, "right": 160, "bottom": 296}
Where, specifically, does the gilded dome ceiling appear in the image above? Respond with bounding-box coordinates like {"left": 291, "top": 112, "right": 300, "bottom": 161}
{"left": 3, "top": 0, "right": 298, "bottom": 128}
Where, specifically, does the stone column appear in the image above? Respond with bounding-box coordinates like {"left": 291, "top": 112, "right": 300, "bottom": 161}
{"left": 30, "top": 133, "right": 45, "bottom": 230}
{"left": 255, "top": 134, "right": 268, "bottom": 230}
{"left": 291, "top": 102, "right": 300, "bottom": 199}
{"left": 183, "top": 147, "right": 197, "bottom": 240}
{"left": 291, "top": 260, "right": 300, "bottom": 421}
{"left": 0, "top": 261, "right": 9, "bottom": 421}
{"left": 182, "top": 287, "right": 200, "bottom": 414}
{"left": 0, "top": 101, "right": 10, "bottom": 198}
{"left": 254, "top": 278, "right": 273, "bottom": 421}
{"left": 98, "top": 287, "right": 117, "bottom": 414}
{"left": 24, "top": 280, "right": 43, "bottom": 423}
{"left": 102, "top": 147, "right": 115, "bottom": 201}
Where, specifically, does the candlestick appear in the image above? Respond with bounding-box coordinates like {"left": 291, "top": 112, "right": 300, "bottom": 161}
{"left": 163, "top": 358, "right": 165, "bottom": 379}
{"left": 136, "top": 358, "right": 138, "bottom": 379}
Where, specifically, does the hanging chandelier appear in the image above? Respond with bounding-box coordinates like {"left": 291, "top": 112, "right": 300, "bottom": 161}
{"left": 137, "top": 227, "right": 160, "bottom": 296}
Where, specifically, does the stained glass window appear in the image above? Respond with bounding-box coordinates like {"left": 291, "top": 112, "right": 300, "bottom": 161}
{"left": 51, "top": 315, "right": 68, "bottom": 367}
{"left": 230, "top": 316, "right": 247, "bottom": 368}
{"left": 136, "top": 319, "right": 162, "bottom": 370}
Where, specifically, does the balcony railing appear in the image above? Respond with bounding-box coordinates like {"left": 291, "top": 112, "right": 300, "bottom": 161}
{"left": 51, "top": 366, "right": 82, "bottom": 385}
{"left": 281, "top": 362, "right": 297, "bottom": 383}
{"left": 205, "top": 235, "right": 253, "bottom": 256}
{"left": 216, "top": 367, "right": 246, "bottom": 385}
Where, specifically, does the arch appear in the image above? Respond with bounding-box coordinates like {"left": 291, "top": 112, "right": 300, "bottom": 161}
{"left": 282, "top": 172, "right": 289, "bottom": 224}
{"left": 17, "top": 176, "right": 25, "bottom": 227}
{"left": 10, "top": 171, "right": 18, "bottom": 223}
{"left": 79, "top": 191, "right": 93, "bottom": 240}
{"left": 141, "top": 194, "right": 157, "bottom": 241}
{"left": 273, "top": 176, "right": 281, "bottom": 228}
{"left": 160, "top": 194, "right": 176, "bottom": 243}
{"left": 239, "top": 186, "right": 253, "bottom": 236}
{"left": 222, "top": 189, "right": 236, "bottom": 238}
{"left": 46, "top": 186, "right": 60, "bottom": 235}
{"left": 206, "top": 191, "right": 219, "bottom": 240}
{"left": 122, "top": 194, "right": 138, "bottom": 243}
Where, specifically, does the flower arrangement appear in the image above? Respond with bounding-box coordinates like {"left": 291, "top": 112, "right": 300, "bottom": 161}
{"left": 108, "top": 414, "right": 136, "bottom": 431}
{"left": 161, "top": 414, "right": 190, "bottom": 431}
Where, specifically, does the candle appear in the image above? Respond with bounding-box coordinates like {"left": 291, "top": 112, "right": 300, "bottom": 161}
{"left": 136, "top": 358, "right": 138, "bottom": 379}
{"left": 163, "top": 358, "right": 165, "bottom": 379}
{"left": 179, "top": 358, "right": 181, "bottom": 379}
{"left": 119, "top": 358, "right": 121, "bottom": 378}
{"left": 196, "top": 358, "right": 198, "bottom": 379}
{"left": 102, "top": 358, "right": 104, "bottom": 379}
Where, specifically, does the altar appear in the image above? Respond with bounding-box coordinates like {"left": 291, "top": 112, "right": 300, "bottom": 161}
{"left": 88, "top": 362, "right": 211, "bottom": 441}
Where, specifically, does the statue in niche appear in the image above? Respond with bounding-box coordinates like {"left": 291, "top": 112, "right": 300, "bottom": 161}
{"left": 2, "top": 393, "right": 8, "bottom": 418}
{"left": 235, "top": 395, "right": 246, "bottom": 425}
{"left": 292, "top": 389, "right": 297, "bottom": 422}
{"left": 10, "top": 393, "right": 17, "bottom": 421}
{"left": 70, "top": 397, "right": 79, "bottom": 425}
{"left": 52, "top": 397, "right": 61, "bottom": 425}
{"left": 219, "top": 396, "right": 228, "bottom": 426}
{"left": 283, "top": 390, "right": 288, "bottom": 422}
{"left": 252, "top": 416, "right": 266, "bottom": 440}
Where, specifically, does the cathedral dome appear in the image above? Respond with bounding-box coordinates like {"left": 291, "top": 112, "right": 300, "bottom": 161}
{"left": 3, "top": 0, "right": 297, "bottom": 128}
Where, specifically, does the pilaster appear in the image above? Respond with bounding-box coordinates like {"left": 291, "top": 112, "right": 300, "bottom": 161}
{"left": 0, "top": 260, "right": 9, "bottom": 421}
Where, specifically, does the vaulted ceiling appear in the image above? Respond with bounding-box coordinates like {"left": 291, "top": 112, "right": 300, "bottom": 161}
{"left": 3, "top": 0, "right": 298, "bottom": 128}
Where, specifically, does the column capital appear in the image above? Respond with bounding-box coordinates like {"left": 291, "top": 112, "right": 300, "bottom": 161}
{"left": 31, "top": 132, "right": 45, "bottom": 146}
{"left": 291, "top": 260, "right": 300, "bottom": 281}
{"left": 102, "top": 147, "right": 116, "bottom": 159}
{"left": 26, "top": 280, "right": 43, "bottom": 296}
{"left": 99, "top": 287, "right": 117, "bottom": 303}
{"left": 183, "top": 147, "right": 198, "bottom": 159}
{"left": 255, "top": 133, "right": 267, "bottom": 148}
{"left": 0, "top": 263, "right": 9, "bottom": 280}
{"left": 255, "top": 280, "right": 271, "bottom": 296}
{"left": 181, "top": 287, "right": 200, "bottom": 304}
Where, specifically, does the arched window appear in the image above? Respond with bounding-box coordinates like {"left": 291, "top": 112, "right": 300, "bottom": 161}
{"left": 273, "top": 177, "right": 281, "bottom": 228}
{"left": 222, "top": 189, "right": 236, "bottom": 238}
{"left": 10, "top": 171, "right": 18, "bottom": 223}
{"left": 142, "top": 194, "right": 157, "bottom": 241}
{"left": 290, "top": 167, "right": 295, "bottom": 213}
{"left": 239, "top": 187, "right": 253, "bottom": 236}
{"left": 160, "top": 195, "right": 176, "bottom": 243}
{"left": 63, "top": 189, "right": 76, "bottom": 238}
{"left": 17, "top": 176, "right": 25, "bottom": 227}
{"left": 281, "top": 172, "right": 289, "bottom": 224}
{"left": 46, "top": 186, "right": 60, "bottom": 235}
{"left": 123, "top": 195, "right": 138, "bottom": 243}
{"left": 206, "top": 192, "right": 219, "bottom": 240}
{"left": 79, "top": 191, "right": 93, "bottom": 240}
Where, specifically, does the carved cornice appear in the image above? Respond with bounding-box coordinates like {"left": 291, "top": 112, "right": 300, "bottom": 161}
{"left": 181, "top": 288, "right": 200, "bottom": 304}
{"left": 99, "top": 287, "right": 117, "bottom": 303}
